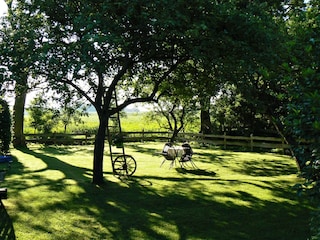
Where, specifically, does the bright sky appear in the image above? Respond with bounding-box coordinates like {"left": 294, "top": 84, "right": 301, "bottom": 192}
{"left": 0, "top": 0, "right": 7, "bottom": 15}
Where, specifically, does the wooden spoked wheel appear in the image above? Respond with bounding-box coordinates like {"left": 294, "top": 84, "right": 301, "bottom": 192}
{"left": 112, "top": 155, "right": 137, "bottom": 176}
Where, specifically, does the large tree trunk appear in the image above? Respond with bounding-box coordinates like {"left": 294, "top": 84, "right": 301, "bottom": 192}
{"left": 200, "top": 109, "right": 212, "bottom": 134}
{"left": 92, "top": 114, "right": 108, "bottom": 185}
{"left": 200, "top": 97, "right": 212, "bottom": 134}
{"left": 12, "top": 90, "right": 27, "bottom": 148}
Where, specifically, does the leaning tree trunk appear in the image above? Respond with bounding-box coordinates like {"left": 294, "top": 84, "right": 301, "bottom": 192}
{"left": 92, "top": 114, "right": 108, "bottom": 185}
{"left": 267, "top": 115, "right": 304, "bottom": 171}
{"left": 12, "top": 89, "right": 27, "bottom": 148}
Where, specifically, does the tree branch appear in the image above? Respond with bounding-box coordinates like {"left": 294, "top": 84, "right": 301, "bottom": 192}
{"left": 115, "top": 58, "right": 186, "bottom": 113}
{"left": 58, "top": 78, "right": 96, "bottom": 107}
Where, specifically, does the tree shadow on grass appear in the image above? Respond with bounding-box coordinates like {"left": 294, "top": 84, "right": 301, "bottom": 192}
{"left": 175, "top": 168, "right": 217, "bottom": 177}
{"left": 0, "top": 155, "right": 19, "bottom": 240}
{"left": 100, "top": 175, "right": 312, "bottom": 240}
{"left": 5, "top": 146, "right": 313, "bottom": 240}
{"left": 127, "top": 143, "right": 160, "bottom": 155}
{"left": 189, "top": 146, "right": 299, "bottom": 178}
{"left": 39, "top": 145, "right": 95, "bottom": 156}
{"left": 0, "top": 200, "right": 16, "bottom": 240}
{"left": 230, "top": 157, "right": 299, "bottom": 177}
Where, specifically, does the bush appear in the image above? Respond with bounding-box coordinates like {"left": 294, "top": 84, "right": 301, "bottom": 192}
{"left": 0, "top": 99, "right": 11, "bottom": 154}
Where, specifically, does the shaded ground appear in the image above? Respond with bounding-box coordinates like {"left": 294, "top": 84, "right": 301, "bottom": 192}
{"left": 0, "top": 200, "right": 15, "bottom": 240}
{"left": 1, "top": 143, "right": 314, "bottom": 239}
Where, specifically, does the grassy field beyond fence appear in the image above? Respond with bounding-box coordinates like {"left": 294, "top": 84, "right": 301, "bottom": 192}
{"left": 1, "top": 142, "right": 314, "bottom": 240}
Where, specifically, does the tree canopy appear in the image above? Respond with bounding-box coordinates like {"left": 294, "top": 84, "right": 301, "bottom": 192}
{"left": 0, "top": 0, "right": 298, "bottom": 185}
{"left": 281, "top": 0, "right": 320, "bottom": 175}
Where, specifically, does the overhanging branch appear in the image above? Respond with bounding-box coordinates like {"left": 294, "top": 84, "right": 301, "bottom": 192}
{"left": 58, "top": 78, "right": 96, "bottom": 107}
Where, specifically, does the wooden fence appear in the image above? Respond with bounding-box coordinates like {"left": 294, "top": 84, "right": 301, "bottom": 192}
{"left": 24, "top": 133, "right": 95, "bottom": 145}
{"left": 180, "top": 132, "right": 290, "bottom": 151}
{"left": 24, "top": 131, "right": 290, "bottom": 151}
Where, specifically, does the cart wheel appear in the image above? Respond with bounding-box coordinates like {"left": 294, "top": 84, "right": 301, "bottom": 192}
{"left": 113, "top": 155, "right": 137, "bottom": 176}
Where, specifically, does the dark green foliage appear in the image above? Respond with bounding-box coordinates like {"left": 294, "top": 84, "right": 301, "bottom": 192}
{"left": 27, "top": 94, "right": 88, "bottom": 134}
{"left": 282, "top": 1, "right": 320, "bottom": 203}
{"left": 0, "top": 99, "right": 11, "bottom": 154}
{"left": 211, "top": 84, "right": 277, "bottom": 136}
{"left": 27, "top": 95, "right": 60, "bottom": 134}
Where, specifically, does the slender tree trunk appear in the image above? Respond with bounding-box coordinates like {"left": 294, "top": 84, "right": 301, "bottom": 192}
{"left": 12, "top": 90, "right": 27, "bottom": 148}
{"left": 169, "top": 109, "right": 185, "bottom": 143}
{"left": 170, "top": 128, "right": 179, "bottom": 143}
{"left": 267, "top": 115, "right": 303, "bottom": 171}
{"left": 92, "top": 114, "right": 108, "bottom": 185}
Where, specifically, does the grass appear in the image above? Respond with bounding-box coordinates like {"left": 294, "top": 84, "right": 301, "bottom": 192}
{"left": 121, "top": 112, "right": 163, "bottom": 132}
{"left": 1, "top": 142, "right": 314, "bottom": 240}
{"left": 23, "top": 112, "right": 161, "bottom": 134}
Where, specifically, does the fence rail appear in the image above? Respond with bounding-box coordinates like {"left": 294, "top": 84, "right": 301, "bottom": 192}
{"left": 24, "top": 131, "right": 291, "bottom": 151}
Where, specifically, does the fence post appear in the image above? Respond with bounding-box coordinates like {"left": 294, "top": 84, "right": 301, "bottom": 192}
{"left": 250, "top": 133, "right": 253, "bottom": 151}
{"left": 224, "top": 132, "right": 226, "bottom": 149}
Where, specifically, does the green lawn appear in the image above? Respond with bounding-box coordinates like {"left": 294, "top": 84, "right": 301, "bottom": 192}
{"left": 1, "top": 142, "right": 313, "bottom": 240}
